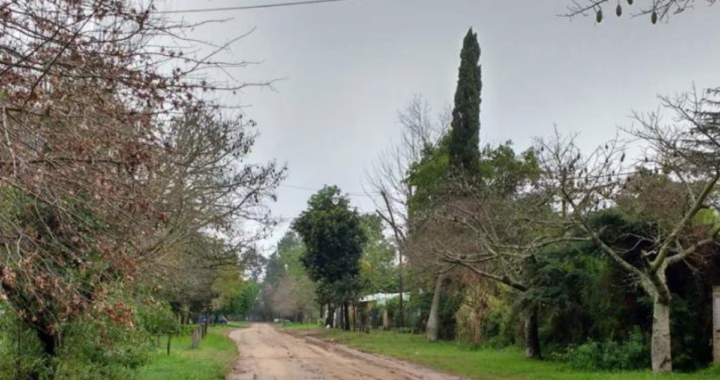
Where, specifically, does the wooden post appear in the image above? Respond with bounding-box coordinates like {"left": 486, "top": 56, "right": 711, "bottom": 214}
{"left": 348, "top": 304, "right": 354, "bottom": 331}
{"left": 191, "top": 328, "right": 201, "bottom": 349}
{"left": 166, "top": 335, "right": 172, "bottom": 356}
{"left": 382, "top": 309, "right": 389, "bottom": 331}
{"left": 714, "top": 287, "right": 720, "bottom": 364}
{"left": 352, "top": 302, "right": 358, "bottom": 331}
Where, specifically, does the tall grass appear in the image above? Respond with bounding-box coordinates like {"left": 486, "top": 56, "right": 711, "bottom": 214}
{"left": 136, "top": 323, "right": 245, "bottom": 380}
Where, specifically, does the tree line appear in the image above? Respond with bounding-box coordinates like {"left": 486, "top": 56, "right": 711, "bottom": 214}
{"left": 0, "top": 1, "right": 281, "bottom": 378}
{"left": 0, "top": 0, "right": 717, "bottom": 378}
{"left": 282, "top": 26, "right": 719, "bottom": 376}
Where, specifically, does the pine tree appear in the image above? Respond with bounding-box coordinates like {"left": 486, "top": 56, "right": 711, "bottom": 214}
{"left": 448, "top": 28, "right": 482, "bottom": 175}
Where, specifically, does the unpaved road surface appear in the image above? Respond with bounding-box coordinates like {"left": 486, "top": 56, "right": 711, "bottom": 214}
{"left": 226, "top": 324, "right": 466, "bottom": 380}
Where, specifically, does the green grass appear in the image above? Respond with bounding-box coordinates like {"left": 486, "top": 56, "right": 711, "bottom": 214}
{"left": 294, "top": 327, "right": 720, "bottom": 380}
{"left": 136, "top": 322, "right": 246, "bottom": 380}
{"left": 281, "top": 322, "right": 321, "bottom": 330}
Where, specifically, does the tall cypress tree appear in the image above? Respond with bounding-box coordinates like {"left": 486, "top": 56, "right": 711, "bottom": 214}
{"left": 448, "top": 28, "right": 482, "bottom": 175}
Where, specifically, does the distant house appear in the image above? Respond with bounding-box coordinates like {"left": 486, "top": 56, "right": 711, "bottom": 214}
{"left": 356, "top": 292, "right": 410, "bottom": 330}
{"left": 357, "top": 292, "right": 410, "bottom": 308}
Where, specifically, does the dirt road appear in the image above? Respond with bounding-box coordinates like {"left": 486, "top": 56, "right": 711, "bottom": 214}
{"left": 225, "top": 324, "right": 466, "bottom": 380}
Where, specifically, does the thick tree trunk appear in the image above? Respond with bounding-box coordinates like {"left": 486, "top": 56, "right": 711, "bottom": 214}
{"left": 325, "top": 304, "right": 335, "bottom": 327}
{"left": 426, "top": 273, "right": 444, "bottom": 342}
{"left": 343, "top": 302, "right": 350, "bottom": 331}
{"left": 338, "top": 304, "right": 343, "bottom": 328}
{"left": 352, "top": 302, "right": 358, "bottom": 331}
{"left": 325, "top": 304, "right": 334, "bottom": 327}
{"left": 203, "top": 307, "right": 210, "bottom": 337}
{"left": 651, "top": 300, "right": 672, "bottom": 373}
{"left": 524, "top": 307, "right": 542, "bottom": 359}
{"left": 32, "top": 329, "right": 56, "bottom": 380}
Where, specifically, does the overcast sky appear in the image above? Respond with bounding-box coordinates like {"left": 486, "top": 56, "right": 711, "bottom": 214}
{"left": 162, "top": 0, "right": 720, "bottom": 251}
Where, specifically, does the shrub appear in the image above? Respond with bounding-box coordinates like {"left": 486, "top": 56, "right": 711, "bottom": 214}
{"left": 396, "top": 327, "right": 413, "bottom": 334}
{"left": 480, "top": 295, "right": 520, "bottom": 349}
{"left": 556, "top": 328, "right": 649, "bottom": 371}
{"left": 53, "top": 317, "right": 152, "bottom": 380}
{"left": 138, "top": 302, "right": 182, "bottom": 344}
{"left": 0, "top": 305, "right": 49, "bottom": 380}
{"left": 0, "top": 302, "right": 153, "bottom": 380}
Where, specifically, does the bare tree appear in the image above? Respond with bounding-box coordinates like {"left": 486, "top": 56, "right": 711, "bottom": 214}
{"left": 562, "top": 0, "right": 717, "bottom": 24}
{"left": 0, "top": 0, "right": 280, "bottom": 370}
{"left": 537, "top": 88, "right": 720, "bottom": 373}
{"left": 142, "top": 110, "right": 284, "bottom": 271}
{"left": 366, "top": 95, "right": 449, "bottom": 331}
{"left": 428, "top": 173, "right": 586, "bottom": 358}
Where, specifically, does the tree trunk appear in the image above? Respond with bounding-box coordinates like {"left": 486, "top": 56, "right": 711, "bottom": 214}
{"left": 352, "top": 302, "right": 358, "bottom": 331}
{"left": 203, "top": 308, "right": 210, "bottom": 337}
{"left": 524, "top": 307, "right": 542, "bottom": 359}
{"left": 31, "top": 329, "right": 56, "bottom": 380}
{"left": 325, "top": 305, "right": 335, "bottom": 327}
{"left": 651, "top": 299, "right": 672, "bottom": 373}
{"left": 191, "top": 328, "right": 201, "bottom": 349}
{"left": 337, "top": 305, "right": 342, "bottom": 328}
{"left": 166, "top": 335, "right": 172, "bottom": 356}
{"left": 426, "top": 273, "right": 444, "bottom": 342}
{"left": 343, "top": 301, "right": 350, "bottom": 331}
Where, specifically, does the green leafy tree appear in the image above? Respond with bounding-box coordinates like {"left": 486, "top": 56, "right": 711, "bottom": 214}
{"left": 448, "top": 28, "right": 482, "bottom": 175}
{"left": 359, "top": 214, "right": 398, "bottom": 294}
{"left": 292, "top": 186, "right": 367, "bottom": 330}
{"left": 211, "top": 267, "right": 256, "bottom": 319}
{"left": 260, "top": 231, "right": 317, "bottom": 322}
{"left": 138, "top": 301, "right": 181, "bottom": 354}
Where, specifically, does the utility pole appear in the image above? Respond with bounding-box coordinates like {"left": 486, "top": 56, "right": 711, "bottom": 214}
{"left": 398, "top": 246, "right": 404, "bottom": 328}
{"left": 714, "top": 287, "right": 720, "bottom": 364}
{"left": 378, "top": 190, "right": 405, "bottom": 328}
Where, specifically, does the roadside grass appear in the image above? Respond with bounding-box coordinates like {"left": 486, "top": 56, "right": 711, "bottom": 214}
{"left": 136, "top": 322, "right": 246, "bottom": 380}
{"left": 291, "top": 326, "right": 720, "bottom": 380}
{"left": 281, "top": 322, "right": 320, "bottom": 330}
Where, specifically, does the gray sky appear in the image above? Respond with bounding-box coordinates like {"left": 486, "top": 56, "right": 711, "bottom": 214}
{"left": 163, "top": 0, "right": 720, "bottom": 251}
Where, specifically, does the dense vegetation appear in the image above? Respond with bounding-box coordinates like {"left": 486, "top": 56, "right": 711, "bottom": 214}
{"left": 1, "top": 0, "right": 718, "bottom": 379}
{"left": 0, "top": 0, "right": 280, "bottom": 378}
{"left": 300, "top": 328, "right": 720, "bottom": 380}
{"left": 266, "top": 26, "right": 720, "bottom": 377}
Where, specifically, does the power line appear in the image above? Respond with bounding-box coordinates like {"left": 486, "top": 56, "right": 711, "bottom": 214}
{"left": 156, "top": 0, "right": 356, "bottom": 15}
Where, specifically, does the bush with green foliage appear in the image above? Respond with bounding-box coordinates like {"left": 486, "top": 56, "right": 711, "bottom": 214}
{"left": 0, "top": 304, "right": 49, "bottom": 379}
{"left": 480, "top": 293, "right": 521, "bottom": 349}
{"left": 555, "top": 328, "right": 650, "bottom": 371}
{"left": 55, "top": 314, "right": 154, "bottom": 380}
{"left": 0, "top": 303, "right": 154, "bottom": 380}
{"left": 138, "top": 302, "right": 182, "bottom": 345}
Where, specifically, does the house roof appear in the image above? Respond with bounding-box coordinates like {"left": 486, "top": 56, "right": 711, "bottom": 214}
{"left": 358, "top": 292, "right": 410, "bottom": 306}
